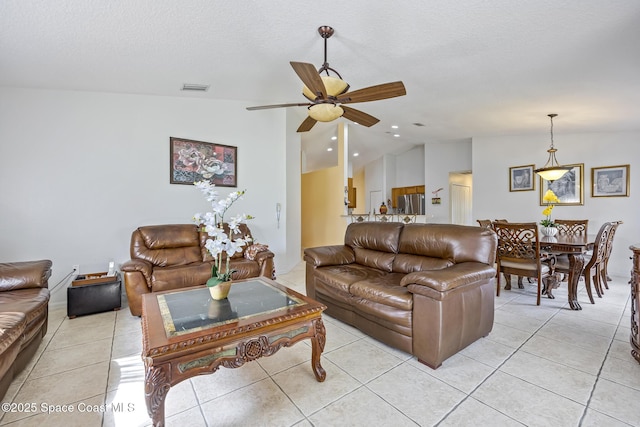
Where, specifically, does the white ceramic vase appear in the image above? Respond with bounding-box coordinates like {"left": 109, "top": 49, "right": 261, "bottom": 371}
{"left": 541, "top": 226, "right": 558, "bottom": 237}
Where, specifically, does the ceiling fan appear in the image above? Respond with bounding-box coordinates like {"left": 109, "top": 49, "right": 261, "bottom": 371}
{"left": 246, "top": 26, "right": 407, "bottom": 132}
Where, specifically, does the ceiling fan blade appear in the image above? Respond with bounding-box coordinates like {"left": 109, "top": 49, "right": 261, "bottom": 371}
{"left": 341, "top": 106, "right": 380, "bottom": 127}
{"left": 290, "top": 61, "right": 327, "bottom": 100}
{"left": 337, "top": 81, "right": 406, "bottom": 104}
{"left": 247, "top": 102, "right": 311, "bottom": 110}
{"left": 297, "top": 116, "right": 317, "bottom": 132}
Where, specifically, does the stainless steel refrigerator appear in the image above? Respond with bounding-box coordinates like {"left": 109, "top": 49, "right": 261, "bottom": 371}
{"left": 396, "top": 194, "right": 425, "bottom": 215}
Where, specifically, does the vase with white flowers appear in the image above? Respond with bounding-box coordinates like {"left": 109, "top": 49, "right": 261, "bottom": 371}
{"left": 193, "top": 180, "right": 253, "bottom": 300}
{"left": 540, "top": 189, "right": 560, "bottom": 237}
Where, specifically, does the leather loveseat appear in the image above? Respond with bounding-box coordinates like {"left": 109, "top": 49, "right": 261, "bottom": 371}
{"left": 121, "top": 223, "right": 275, "bottom": 316}
{"left": 304, "top": 222, "right": 497, "bottom": 369}
{"left": 0, "top": 260, "right": 51, "bottom": 400}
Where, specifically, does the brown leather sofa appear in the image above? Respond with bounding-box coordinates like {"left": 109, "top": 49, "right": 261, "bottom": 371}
{"left": 0, "top": 260, "right": 51, "bottom": 400}
{"left": 122, "top": 223, "right": 275, "bottom": 316}
{"left": 304, "top": 222, "right": 497, "bottom": 369}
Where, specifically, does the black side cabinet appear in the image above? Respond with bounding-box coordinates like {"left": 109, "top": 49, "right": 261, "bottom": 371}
{"left": 67, "top": 274, "right": 121, "bottom": 318}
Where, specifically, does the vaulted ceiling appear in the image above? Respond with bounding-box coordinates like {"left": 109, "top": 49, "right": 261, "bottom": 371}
{"left": 2, "top": 1, "right": 639, "bottom": 171}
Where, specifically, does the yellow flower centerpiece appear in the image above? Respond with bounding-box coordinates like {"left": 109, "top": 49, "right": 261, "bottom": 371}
{"left": 540, "top": 189, "right": 560, "bottom": 236}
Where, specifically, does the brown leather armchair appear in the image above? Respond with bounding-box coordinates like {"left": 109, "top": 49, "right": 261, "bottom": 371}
{"left": 0, "top": 260, "right": 51, "bottom": 400}
{"left": 121, "top": 224, "right": 275, "bottom": 316}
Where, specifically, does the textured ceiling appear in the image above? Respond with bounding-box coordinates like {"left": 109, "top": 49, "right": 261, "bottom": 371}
{"left": 2, "top": 1, "right": 640, "bottom": 171}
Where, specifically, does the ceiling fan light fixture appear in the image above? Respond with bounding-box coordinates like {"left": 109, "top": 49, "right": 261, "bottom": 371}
{"left": 308, "top": 103, "right": 343, "bottom": 122}
{"left": 534, "top": 114, "right": 572, "bottom": 182}
{"left": 302, "top": 76, "right": 349, "bottom": 99}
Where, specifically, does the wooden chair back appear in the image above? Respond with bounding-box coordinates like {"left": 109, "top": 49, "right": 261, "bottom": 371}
{"left": 555, "top": 219, "right": 588, "bottom": 235}
{"left": 492, "top": 221, "right": 552, "bottom": 305}
{"left": 476, "top": 219, "right": 491, "bottom": 228}
{"left": 350, "top": 214, "right": 369, "bottom": 223}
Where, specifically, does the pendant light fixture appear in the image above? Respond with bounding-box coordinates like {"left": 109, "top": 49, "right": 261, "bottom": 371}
{"left": 534, "top": 113, "right": 572, "bottom": 182}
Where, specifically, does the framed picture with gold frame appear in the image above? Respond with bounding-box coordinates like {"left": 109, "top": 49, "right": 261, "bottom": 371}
{"left": 509, "top": 164, "right": 535, "bottom": 191}
{"left": 539, "top": 163, "right": 584, "bottom": 206}
{"left": 591, "top": 165, "right": 630, "bottom": 197}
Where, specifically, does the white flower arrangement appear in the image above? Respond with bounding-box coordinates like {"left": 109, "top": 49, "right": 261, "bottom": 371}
{"left": 193, "top": 181, "right": 253, "bottom": 287}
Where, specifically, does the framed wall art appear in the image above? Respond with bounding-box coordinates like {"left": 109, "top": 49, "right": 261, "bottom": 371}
{"left": 591, "top": 164, "right": 630, "bottom": 197}
{"left": 539, "top": 163, "right": 584, "bottom": 206}
{"left": 170, "top": 137, "right": 237, "bottom": 187}
{"left": 509, "top": 164, "right": 535, "bottom": 191}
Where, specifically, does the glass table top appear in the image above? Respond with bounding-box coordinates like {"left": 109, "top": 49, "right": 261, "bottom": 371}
{"left": 157, "top": 279, "right": 305, "bottom": 337}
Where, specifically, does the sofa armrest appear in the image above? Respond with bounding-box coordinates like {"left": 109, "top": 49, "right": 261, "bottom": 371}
{"left": 304, "top": 246, "right": 355, "bottom": 267}
{"left": 0, "top": 260, "right": 52, "bottom": 291}
{"left": 121, "top": 259, "right": 153, "bottom": 287}
{"left": 402, "top": 262, "right": 496, "bottom": 295}
{"left": 254, "top": 249, "right": 275, "bottom": 264}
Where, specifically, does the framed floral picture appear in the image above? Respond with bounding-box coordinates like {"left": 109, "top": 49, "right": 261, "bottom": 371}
{"left": 539, "top": 163, "right": 584, "bottom": 206}
{"left": 509, "top": 164, "right": 535, "bottom": 191}
{"left": 592, "top": 165, "right": 630, "bottom": 197}
{"left": 170, "top": 137, "right": 237, "bottom": 187}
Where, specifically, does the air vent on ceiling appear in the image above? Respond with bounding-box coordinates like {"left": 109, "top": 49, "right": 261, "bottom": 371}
{"left": 181, "top": 83, "right": 210, "bottom": 92}
{"left": 412, "top": 122, "right": 425, "bottom": 127}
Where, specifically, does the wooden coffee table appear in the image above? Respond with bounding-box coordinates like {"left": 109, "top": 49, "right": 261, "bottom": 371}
{"left": 141, "top": 277, "right": 327, "bottom": 427}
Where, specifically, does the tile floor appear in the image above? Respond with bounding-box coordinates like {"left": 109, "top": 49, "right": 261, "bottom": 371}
{"left": 1, "top": 263, "right": 639, "bottom": 426}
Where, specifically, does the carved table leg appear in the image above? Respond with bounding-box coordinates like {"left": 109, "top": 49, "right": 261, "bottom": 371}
{"left": 144, "top": 361, "right": 171, "bottom": 427}
{"left": 310, "top": 318, "right": 326, "bottom": 382}
{"left": 567, "top": 253, "right": 585, "bottom": 310}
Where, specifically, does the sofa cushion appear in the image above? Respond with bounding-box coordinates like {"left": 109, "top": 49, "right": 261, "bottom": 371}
{"left": 228, "top": 258, "right": 261, "bottom": 279}
{"left": 151, "top": 262, "right": 213, "bottom": 292}
{"left": 0, "top": 288, "right": 49, "bottom": 345}
{"left": 133, "top": 225, "right": 201, "bottom": 267}
{"left": 392, "top": 254, "right": 452, "bottom": 274}
{"left": 345, "top": 222, "right": 403, "bottom": 253}
{"left": 0, "top": 312, "right": 25, "bottom": 380}
{"left": 353, "top": 248, "right": 395, "bottom": 272}
{"left": 0, "top": 260, "right": 52, "bottom": 292}
{"left": 313, "top": 264, "right": 387, "bottom": 294}
{"left": 139, "top": 224, "right": 199, "bottom": 249}
{"left": 398, "top": 223, "right": 496, "bottom": 265}
{"left": 349, "top": 274, "right": 412, "bottom": 310}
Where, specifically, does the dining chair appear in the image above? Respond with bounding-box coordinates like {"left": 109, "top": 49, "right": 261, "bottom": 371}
{"left": 601, "top": 220, "right": 622, "bottom": 288}
{"left": 493, "top": 221, "right": 557, "bottom": 306}
{"left": 350, "top": 214, "right": 370, "bottom": 223}
{"left": 398, "top": 214, "right": 417, "bottom": 224}
{"left": 476, "top": 219, "right": 491, "bottom": 228}
{"left": 555, "top": 219, "right": 589, "bottom": 236}
{"left": 374, "top": 214, "right": 395, "bottom": 222}
{"left": 555, "top": 221, "right": 612, "bottom": 304}
{"left": 554, "top": 219, "right": 589, "bottom": 282}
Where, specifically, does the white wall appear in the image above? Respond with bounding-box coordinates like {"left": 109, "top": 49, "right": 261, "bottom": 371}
{"left": 0, "top": 88, "right": 298, "bottom": 307}
{"left": 395, "top": 145, "right": 425, "bottom": 187}
{"left": 425, "top": 139, "right": 473, "bottom": 223}
{"left": 364, "top": 158, "right": 383, "bottom": 214}
{"left": 472, "top": 131, "right": 639, "bottom": 277}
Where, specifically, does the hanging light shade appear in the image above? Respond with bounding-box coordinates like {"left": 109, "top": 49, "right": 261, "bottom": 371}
{"left": 308, "top": 103, "right": 344, "bottom": 122}
{"left": 303, "top": 76, "right": 349, "bottom": 99}
{"left": 534, "top": 113, "right": 572, "bottom": 181}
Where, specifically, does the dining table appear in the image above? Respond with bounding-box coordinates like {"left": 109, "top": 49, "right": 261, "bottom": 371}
{"left": 540, "top": 233, "right": 596, "bottom": 310}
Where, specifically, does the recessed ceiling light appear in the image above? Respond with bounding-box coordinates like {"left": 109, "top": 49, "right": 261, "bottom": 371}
{"left": 331, "top": 136, "right": 337, "bottom": 140}
{"left": 391, "top": 125, "right": 399, "bottom": 129}
{"left": 327, "top": 147, "right": 333, "bottom": 151}
{"left": 353, "top": 153, "right": 359, "bottom": 157}
{"left": 393, "top": 134, "right": 400, "bottom": 137}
